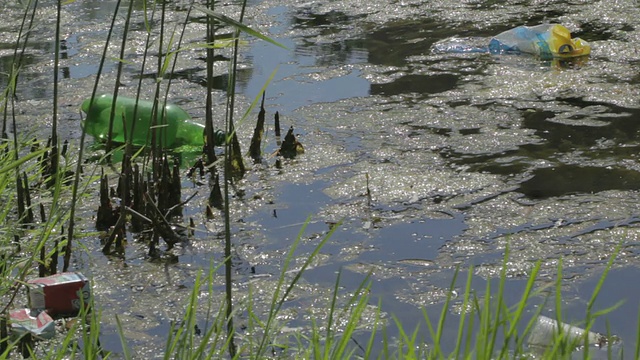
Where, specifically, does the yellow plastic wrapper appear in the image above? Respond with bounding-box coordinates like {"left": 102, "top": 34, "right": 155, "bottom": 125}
{"left": 489, "top": 24, "right": 591, "bottom": 59}
{"left": 433, "top": 24, "right": 591, "bottom": 61}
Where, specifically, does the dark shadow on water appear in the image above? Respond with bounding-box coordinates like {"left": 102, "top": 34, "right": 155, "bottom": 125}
{"left": 441, "top": 101, "right": 640, "bottom": 198}
{"left": 521, "top": 101, "right": 640, "bottom": 147}
{"left": 517, "top": 165, "right": 640, "bottom": 199}
{"left": 133, "top": 65, "right": 253, "bottom": 91}
{"left": 292, "top": 9, "right": 365, "bottom": 32}
{"left": 370, "top": 73, "right": 458, "bottom": 97}
{"left": 362, "top": 18, "right": 492, "bottom": 67}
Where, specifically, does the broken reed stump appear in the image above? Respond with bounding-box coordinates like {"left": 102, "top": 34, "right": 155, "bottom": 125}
{"left": 206, "top": 204, "right": 215, "bottom": 220}
{"left": 114, "top": 225, "right": 125, "bottom": 254}
{"left": 144, "top": 192, "right": 185, "bottom": 250}
{"left": 150, "top": 155, "right": 183, "bottom": 218}
{"left": 149, "top": 232, "right": 160, "bottom": 258}
{"left": 130, "top": 164, "right": 147, "bottom": 233}
{"left": 61, "top": 139, "right": 68, "bottom": 158}
{"left": 115, "top": 156, "right": 133, "bottom": 210}
{"left": 50, "top": 239, "right": 59, "bottom": 275}
{"left": 38, "top": 246, "right": 45, "bottom": 277}
{"left": 19, "top": 333, "right": 32, "bottom": 358}
{"left": 97, "top": 152, "right": 188, "bottom": 256}
{"left": 0, "top": 314, "right": 6, "bottom": 356}
{"left": 278, "top": 126, "right": 304, "bottom": 159}
{"left": 39, "top": 204, "right": 46, "bottom": 223}
{"left": 46, "top": 144, "right": 59, "bottom": 189}
{"left": 39, "top": 137, "right": 51, "bottom": 183}
{"left": 16, "top": 174, "right": 25, "bottom": 226}
{"left": 96, "top": 171, "right": 117, "bottom": 231}
{"left": 16, "top": 172, "right": 35, "bottom": 228}
{"left": 22, "top": 173, "right": 34, "bottom": 226}
{"left": 102, "top": 216, "right": 127, "bottom": 255}
{"left": 208, "top": 173, "right": 223, "bottom": 210}
{"left": 229, "top": 131, "right": 245, "bottom": 178}
{"left": 171, "top": 160, "right": 181, "bottom": 208}
{"left": 187, "top": 158, "right": 205, "bottom": 179}
{"left": 37, "top": 236, "right": 60, "bottom": 277}
{"left": 90, "top": 100, "right": 310, "bottom": 258}
{"left": 157, "top": 156, "right": 171, "bottom": 214}
{"left": 249, "top": 92, "right": 266, "bottom": 163}
{"left": 188, "top": 218, "right": 195, "bottom": 238}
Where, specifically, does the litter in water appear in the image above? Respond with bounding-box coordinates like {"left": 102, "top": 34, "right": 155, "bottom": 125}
{"left": 27, "top": 272, "right": 91, "bottom": 318}
{"left": 81, "top": 94, "right": 225, "bottom": 148}
{"left": 433, "top": 24, "right": 591, "bottom": 60}
{"left": 9, "top": 309, "right": 56, "bottom": 340}
{"left": 527, "top": 315, "right": 622, "bottom": 358}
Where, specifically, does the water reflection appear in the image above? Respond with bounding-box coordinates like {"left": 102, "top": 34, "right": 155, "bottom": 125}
{"left": 444, "top": 101, "right": 640, "bottom": 195}
{"left": 134, "top": 66, "right": 252, "bottom": 91}
{"left": 295, "top": 39, "right": 367, "bottom": 66}
{"left": 518, "top": 165, "right": 640, "bottom": 199}
{"left": 334, "top": 16, "right": 640, "bottom": 199}
{"left": 370, "top": 74, "right": 458, "bottom": 97}
{"left": 292, "top": 9, "right": 355, "bottom": 32}
{"left": 361, "top": 19, "right": 512, "bottom": 67}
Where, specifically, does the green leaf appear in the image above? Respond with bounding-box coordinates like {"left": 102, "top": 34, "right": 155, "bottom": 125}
{"left": 194, "top": 6, "right": 288, "bottom": 50}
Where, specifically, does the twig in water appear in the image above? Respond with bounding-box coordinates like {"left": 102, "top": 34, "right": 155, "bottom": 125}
{"left": 164, "top": 191, "right": 198, "bottom": 219}
{"left": 144, "top": 193, "right": 185, "bottom": 249}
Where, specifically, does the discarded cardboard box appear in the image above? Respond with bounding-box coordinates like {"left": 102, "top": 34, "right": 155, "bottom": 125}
{"left": 9, "top": 309, "right": 55, "bottom": 340}
{"left": 27, "top": 272, "right": 90, "bottom": 317}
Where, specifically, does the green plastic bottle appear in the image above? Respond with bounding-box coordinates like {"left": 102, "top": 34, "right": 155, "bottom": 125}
{"left": 81, "top": 94, "right": 224, "bottom": 148}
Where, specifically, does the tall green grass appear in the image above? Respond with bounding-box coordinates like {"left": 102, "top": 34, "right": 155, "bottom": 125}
{"left": 420, "top": 244, "right": 623, "bottom": 360}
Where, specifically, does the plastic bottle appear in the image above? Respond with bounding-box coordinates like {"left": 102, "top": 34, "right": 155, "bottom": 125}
{"left": 527, "top": 315, "right": 602, "bottom": 348}
{"left": 488, "top": 24, "right": 590, "bottom": 60}
{"left": 81, "top": 94, "right": 225, "bottom": 148}
{"left": 527, "top": 315, "right": 622, "bottom": 359}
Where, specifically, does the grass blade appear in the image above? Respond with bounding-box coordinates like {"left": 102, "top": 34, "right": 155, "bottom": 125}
{"left": 194, "top": 6, "right": 288, "bottom": 50}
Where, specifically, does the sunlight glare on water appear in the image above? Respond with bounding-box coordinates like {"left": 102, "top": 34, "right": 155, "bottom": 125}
{"left": 3, "top": 0, "right": 640, "bottom": 356}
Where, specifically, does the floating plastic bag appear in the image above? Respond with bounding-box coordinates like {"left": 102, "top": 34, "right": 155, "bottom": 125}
{"left": 81, "top": 94, "right": 225, "bottom": 148}
{"left": 489, "top": 24, "right": 590, "bottom": 59}
{"left": 433, "top": 24, "right": 591, "bottom": 60}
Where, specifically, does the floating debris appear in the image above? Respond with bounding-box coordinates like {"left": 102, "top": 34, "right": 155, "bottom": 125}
{"left": 5, "top": 273, "right": 93, "bottom": 357}
{"left": 397, "top": 259, "right": 436, "bottom": 267}
{"left": 81, "top": 94, "right": 225, "bottom": 148}
{"left": 27, "top": 272, "right": 91, "bottom": 318}
{"left": 9, "top": 309, "right": 55, "bottom": 340}
{"left": 433, "top": 24, "right": 590, "bottom": 60}
{"left": 527, "top": 315, "right": 622, "bottom": 357}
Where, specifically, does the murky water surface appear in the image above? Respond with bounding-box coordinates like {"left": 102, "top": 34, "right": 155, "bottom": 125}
{"left": 3, "top": 0, "right": 640, "bottom": 357}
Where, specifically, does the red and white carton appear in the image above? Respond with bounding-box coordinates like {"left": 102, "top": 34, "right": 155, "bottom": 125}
{"left": 9, "top": 308, "right": 56, "bottom": 339}
{"left": 27, "top": 272, "right": 91, "bottom": 317}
